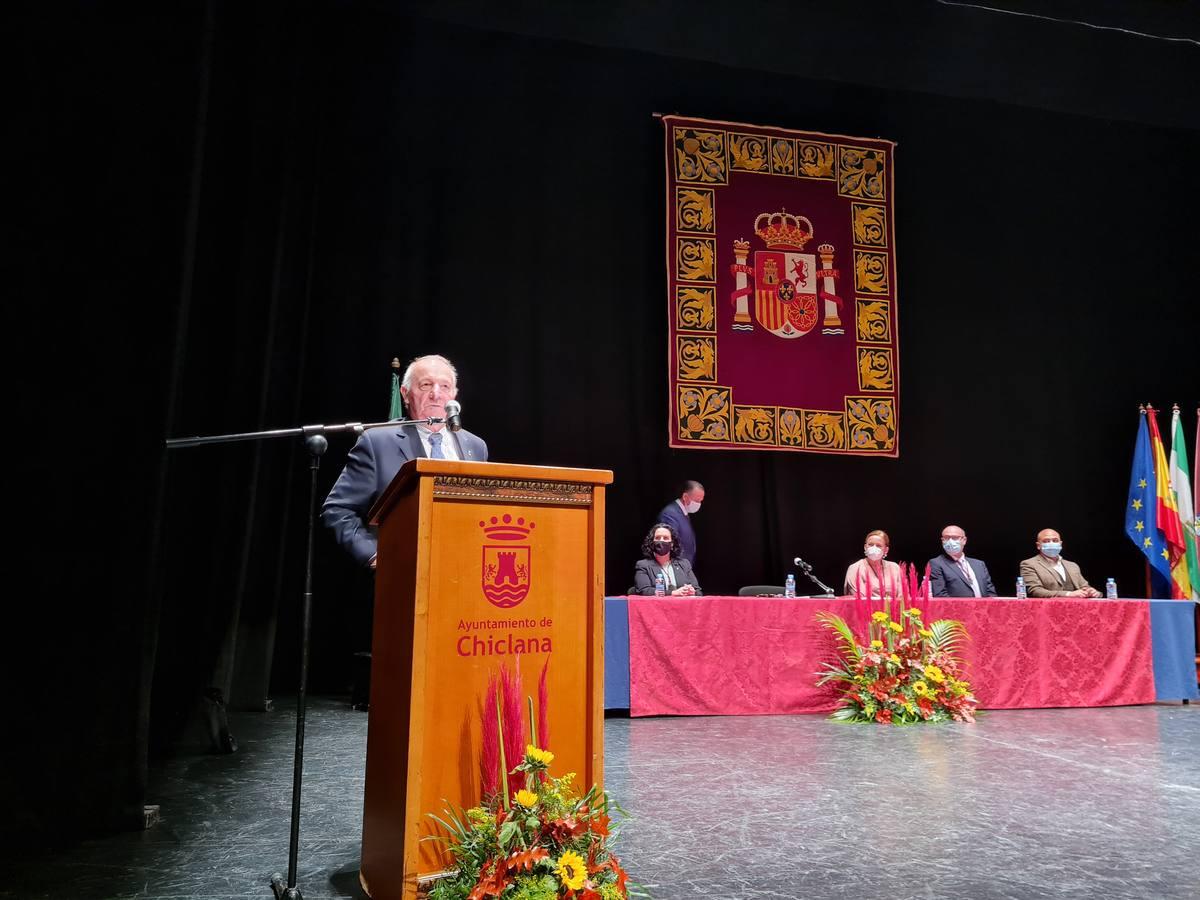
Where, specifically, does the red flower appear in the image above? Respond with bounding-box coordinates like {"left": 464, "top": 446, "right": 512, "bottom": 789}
{"left": 541, "top": 815, "right": 586, "bottom": 844}
{"left": 589, "top": 814, "right": 611, "bottom": 837}
{"left": 875, "top": 708, "right": 893, "bottom": 724}
{"left": 590, "top": 853, "right": 630, "bottom": 894}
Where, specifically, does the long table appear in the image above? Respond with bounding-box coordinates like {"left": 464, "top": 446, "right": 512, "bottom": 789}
{"left": 604, "top": 596, "right": 1198, "bottom": 716}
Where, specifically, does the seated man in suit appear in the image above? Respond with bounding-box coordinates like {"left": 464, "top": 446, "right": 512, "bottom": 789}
{"left": 632, "top": 524, "right": 702, "bottom": 596}
{"left": 656, "top": 480, "right": 704, "bottom": 565}
{"left": 1019, "top": 528, "right": 1102, "bottom": 598}
{"left": 322, "top": 354, "right": 488, "bottom": 568}
{"left": 928, "top": 524, "right": 997, "bottom": 597}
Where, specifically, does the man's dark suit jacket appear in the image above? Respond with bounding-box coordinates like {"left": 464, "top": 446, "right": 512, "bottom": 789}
{"left": 631, "top": 557, "right": 702, "bottom": 596}
{"left": 656, "top": 501, "right": 696, "bottom": 564}
{"left": 322, "top": 424, "right": 488, "bottom": 566}
{"left": 927, "top": 553, "right": 998, "bottom": 597}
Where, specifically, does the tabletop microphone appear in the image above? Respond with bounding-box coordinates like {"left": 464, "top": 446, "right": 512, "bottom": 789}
{"left": 442, "top": 400, "right": 463, "bottom": 433}
{"left": 793, "top": 556, "right": 813, "bottom": 572}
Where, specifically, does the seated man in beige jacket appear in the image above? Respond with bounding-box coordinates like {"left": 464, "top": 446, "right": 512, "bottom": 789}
{"left": 1019, "top": 528, "right": 1102, "bottom": 598}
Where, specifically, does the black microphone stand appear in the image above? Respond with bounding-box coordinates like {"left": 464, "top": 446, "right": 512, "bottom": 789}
{"left": 793, "top": 557, "right": 836, "bottom": 597}
{"left": 165, "top": 414, "right": 448, "bottom": 900}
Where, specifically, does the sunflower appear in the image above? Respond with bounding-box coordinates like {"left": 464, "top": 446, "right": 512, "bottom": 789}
{"left": 525, "top": 745, "right": 555, "bottom": 766}
{"left": 514, "top": 789, "right": 538, "bottom": 808}
{"left": 888, "top": 621, "right": 903, "bottom": 633}
{"left": 923, "top": 664, "right": 946, "bottom": 684}
{"left": 872, "top": 611, "right": 889, "bottom": 623}
{"left": 870, "top": 639, "right": 884, "bottom": 650}
{"left": 555, "top": 850, "right": 587, "bottom": 890}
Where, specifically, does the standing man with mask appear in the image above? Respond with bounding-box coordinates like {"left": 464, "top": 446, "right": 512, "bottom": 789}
{"left": 323, "top": 353, "right": 489, "bottom": 569}
{"left": 927, "top": 524, "right": 997, "bottom": 597}
{"left": 1019, "top": 528, "right": 1102, "bottom": 598}
{"left": 656, "top": 480, "right": 704, "bottom": 565}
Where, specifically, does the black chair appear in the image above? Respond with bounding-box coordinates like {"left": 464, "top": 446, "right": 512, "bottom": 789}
{"left": 738, "top": 584, "right": 785, "bottom": 597}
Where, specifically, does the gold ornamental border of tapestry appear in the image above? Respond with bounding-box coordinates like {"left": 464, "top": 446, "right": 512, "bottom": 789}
{"left": 662, "top": 114, "right": 900, "bottom": 458}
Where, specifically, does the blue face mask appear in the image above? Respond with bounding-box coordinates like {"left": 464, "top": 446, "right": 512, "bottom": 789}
{"left": 942, "top": 539, "right": 963, "bottom": 555}
{"left": 1040, "top": 542, "right": 1062, "bottom": 558}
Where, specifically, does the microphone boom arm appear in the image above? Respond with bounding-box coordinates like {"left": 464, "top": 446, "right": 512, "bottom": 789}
{"left": 165, "top": 416, "right": 448, "bottom": 449}
{"left": 793, "top": 556, "right": 835, "bottom": 596}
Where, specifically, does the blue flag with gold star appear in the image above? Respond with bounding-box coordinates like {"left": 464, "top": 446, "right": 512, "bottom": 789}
{"left": 1126, "top": 411, "right": 1172, "bottom": 590}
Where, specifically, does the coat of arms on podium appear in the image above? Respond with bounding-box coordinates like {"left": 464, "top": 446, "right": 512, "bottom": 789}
{"left": 666, "top": 116, "right": 899, "bottom": 457}
{"left": 480, "top": 514, "right": 533, "bottom": 608}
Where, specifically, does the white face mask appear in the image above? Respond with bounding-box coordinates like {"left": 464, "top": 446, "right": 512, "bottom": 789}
{"left": 865, "top": 546, "right": 884, "bottom": 561}
{"left": 685, "top": 500, "right": 701, "bottom": 514}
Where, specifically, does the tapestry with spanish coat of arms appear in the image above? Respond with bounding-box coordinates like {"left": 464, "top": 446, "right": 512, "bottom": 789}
{"left": 664, "top": 115, "right": 899, "bottom": 456}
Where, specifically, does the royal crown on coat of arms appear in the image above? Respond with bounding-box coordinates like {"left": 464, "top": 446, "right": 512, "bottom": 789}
{"left": 754, "top": 210, "right": 814, "bottom": 250}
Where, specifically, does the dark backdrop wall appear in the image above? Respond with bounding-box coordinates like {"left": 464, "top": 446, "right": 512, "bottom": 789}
{"left": 12, "top": 0, "right": 1198, "bottom": 843}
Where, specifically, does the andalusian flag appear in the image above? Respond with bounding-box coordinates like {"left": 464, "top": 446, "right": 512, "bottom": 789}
{"left": 1146, "top": 406, "right": 1191, "bottom": 600}
{"left": 1126, "top": 410, "right": 1171, "bottom": 590}
{"left": 1169, "top": 406, "right": 1199, "bottom": 601}
{"left": 389, "top": 357, "right": 403, "bottom": 420}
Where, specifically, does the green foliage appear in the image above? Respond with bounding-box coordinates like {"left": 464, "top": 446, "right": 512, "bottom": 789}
{"left": 925, "top": 618, "right": 967, "bottom": 655}
{"left": 428, "top": 868, "right": 478, "bottom": 900}
{"left": 511, "top": 874, "right": 560, "bottom": 900}
{"left": 814, "top": 612, "right": 862, "bottom": 661}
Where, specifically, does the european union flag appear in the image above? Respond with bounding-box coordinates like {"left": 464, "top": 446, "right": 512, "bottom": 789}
{"left": 1126, "top": 411, "right": 1172, "bottom": 591}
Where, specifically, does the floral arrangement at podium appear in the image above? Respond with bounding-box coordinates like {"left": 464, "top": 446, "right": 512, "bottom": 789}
{"left": 816, "top": 563, "right": 978, "bottom": 724}
{"left": 427, "top": 664, "right": 641, "bottom": 900}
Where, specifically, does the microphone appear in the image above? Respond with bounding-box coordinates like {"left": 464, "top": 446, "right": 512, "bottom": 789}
{"left": 442, "top": 400, "right": 463, "bottom": 433}
{"left": 793, "top": 556, "right": 834, "bottom": 596}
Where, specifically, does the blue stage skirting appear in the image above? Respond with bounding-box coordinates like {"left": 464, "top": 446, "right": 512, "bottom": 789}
{"left": 604, "top": 596, "right": 1197, "bottom": 710}
{"left": 1149, "top": 599, "right": 1199, "bottom": 701}
{"left": 604, "top": 596, "right": 631, "bottom": 709}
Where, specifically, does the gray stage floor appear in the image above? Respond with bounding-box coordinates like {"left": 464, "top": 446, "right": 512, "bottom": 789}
{"left": 7, "top": 699, "right": 1197, "bottom": 900}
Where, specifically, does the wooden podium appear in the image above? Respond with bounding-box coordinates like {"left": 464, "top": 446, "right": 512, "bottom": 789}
{"left": 360, "top": 459, "right": 613, "bottom": 899}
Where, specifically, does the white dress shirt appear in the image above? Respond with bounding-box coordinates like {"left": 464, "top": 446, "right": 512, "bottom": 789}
{"left": 417, "top": 426, "right": 460, "bottom": 460}
{"left": 955, "top": 556, "right": 981, "bottom": 597}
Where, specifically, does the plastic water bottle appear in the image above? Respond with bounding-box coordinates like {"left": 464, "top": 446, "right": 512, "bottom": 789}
{"left": 1106, "top": 578, "right": 1118, "bottom": 600}
{"left": 654, "top": 573, "right": 665, "bottom": 597}
{"left": 1015, "top": 576, "right": 1027, "bottom": 599}
{"left": 784, "top": 573, "right": 796, "bottom": 599}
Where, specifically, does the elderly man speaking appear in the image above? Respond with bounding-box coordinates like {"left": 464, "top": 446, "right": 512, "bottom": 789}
{"left": 322, "top": 354, "right": 488, "bottom": 568}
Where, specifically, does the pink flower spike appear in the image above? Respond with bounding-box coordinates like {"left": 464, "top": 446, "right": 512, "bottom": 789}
{"left": 479, "top": 675, "right": 500, "bottom": 799}
{"left": 499, "top": 660, "right": 527, "bottom": 798}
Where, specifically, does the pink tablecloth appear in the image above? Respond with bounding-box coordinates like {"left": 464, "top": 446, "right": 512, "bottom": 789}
{"left": 626, "top": 596, "right": 1157, "bottom": 717}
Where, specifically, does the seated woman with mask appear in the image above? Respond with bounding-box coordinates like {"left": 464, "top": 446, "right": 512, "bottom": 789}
{"left": 843, "top": 529, "right": 903, "bottom": 598}
{"left": 632, "top": 523, "right": 702, "bottom": 596}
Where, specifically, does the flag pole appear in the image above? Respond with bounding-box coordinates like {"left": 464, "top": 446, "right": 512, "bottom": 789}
{"left": 389, "top": 357, "right": 403, "bottom": 421}
{"left": 1141, "top": 405, "right": 1151, "bottom": 599}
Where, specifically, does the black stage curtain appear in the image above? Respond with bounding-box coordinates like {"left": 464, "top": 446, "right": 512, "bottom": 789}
{"left": 12, "top": 0, "right": 1198, "bottom": 842}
